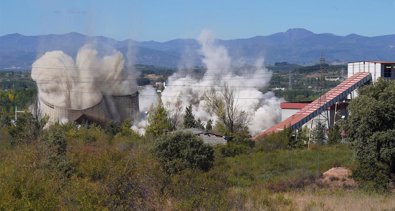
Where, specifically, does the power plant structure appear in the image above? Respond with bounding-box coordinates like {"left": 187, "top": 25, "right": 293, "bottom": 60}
{"left": 254, "top": 61, "right": 395, "bottom": 139}
{"left": 30, "top": 46, "right": 142, "bottom": 126}
{"left": 35, "top": 92, "right": 140, "bottom": 125}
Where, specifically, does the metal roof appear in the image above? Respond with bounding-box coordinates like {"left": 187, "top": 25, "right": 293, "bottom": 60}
{"left": 178, "top": 128, "right": 228, "bottom": 145}
{"left": 280, "top": 102, "right": 310, "bottom": 109}
{"left": 349, "top": 61, "right": 395, "bottom": 64}
{"left": 253, "top": 72, "right": 372, "bottom": 140}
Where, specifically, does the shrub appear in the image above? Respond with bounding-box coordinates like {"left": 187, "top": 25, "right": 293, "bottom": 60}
{"left": 41, "top": 125, "right": 74, "bottom": 178}
{"left": 0, "top": 143, "right": 61, "bottom": 210}
{"left": 71, "top": 124, "right": 108, "bottom": 144}
{"left": 255, "top": 128, "right": 290, "bottom": 152}
{"left": 328, "top": 124, "right": 342, "bottom": 145}
{"left": 220, "top": 144, "right": 250, "bottom": 157}
{"left": 154, "top": 132, "right": 214, "bottom": 174}
{"left": 220, "top": 137, "right": 254, "bottom": 157}
{"left": 114, "top": 121, "right": 140, "bottom": 139}
{"left": 103, "top": 121, "right": 122, "bottom": 136}
{"left": 104, "top": 167, "right": 150, "bottom": 210}
{"left": 8, "top": 112, "right": 44, "bottom": 145}
{"left": 167, "top": 168, "right": 230, "bottom": 210}
{"left": 0, "top": 112, "right": 11, "bottom": 127}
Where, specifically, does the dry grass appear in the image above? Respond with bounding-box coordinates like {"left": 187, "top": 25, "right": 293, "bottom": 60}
{"left": 284, "top": 189, "right": 395, "bottom": 211}
{"left": 224, "top": 186, "right": 395, "bottom": 211}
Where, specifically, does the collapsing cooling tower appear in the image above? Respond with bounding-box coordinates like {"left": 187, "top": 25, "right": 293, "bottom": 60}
{"left": 31, "top": 45, "right": 140, "bottom": 125}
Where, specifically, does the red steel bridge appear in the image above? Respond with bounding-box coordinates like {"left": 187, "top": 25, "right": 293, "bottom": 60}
{"left": 253, "top": 72, "right": 372, "bottom": 140}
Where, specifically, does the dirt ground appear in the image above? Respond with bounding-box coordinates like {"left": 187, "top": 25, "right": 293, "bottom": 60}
{"left": 317, "top": 167, "right": 357, "bottom": 189}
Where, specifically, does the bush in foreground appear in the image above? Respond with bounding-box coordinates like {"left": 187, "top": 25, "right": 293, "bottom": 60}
{"left": 154, "top": 132, "right": 214, "bottom": 174}
{"left": 255, "top": 128, "right": 291, "bottom": 152}
{"left": 345, "top": 79, "right": 395, "bottom": 191}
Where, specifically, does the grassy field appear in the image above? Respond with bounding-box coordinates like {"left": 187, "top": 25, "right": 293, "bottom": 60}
{"left": 0, "top": 124, "right": 393, "bottom": 210}
{"left": 223, "top": 144, "right": 354, "bottom": 188}
{"left": 210, "top": 145, "right": 395, "bottom": 211}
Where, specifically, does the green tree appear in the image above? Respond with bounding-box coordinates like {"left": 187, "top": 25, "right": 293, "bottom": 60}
{"left": 196, "top": 118, "right": 205, "bottom": 130}
{"left": 288, "top": 126, "right": 309, "bottom": 149}
{"left": 154, "top": 132, "right": 214, "bottom": 174}
{"left": 310, "top": 122, "right": 326, "bottom": 145}
{"left": 42, "top": 125, "right": 74, "bottom": 178}
{"left": 204, "top": 84, "right": 249, "bottom": 136}
{"left": 205, "top": 119, "right": 213, "bottom": 131}
{"left": 328, "top": 124, "right": 341, "bottom": 145}
{"left": 345, "top": 79, "right": 395, "bottom": 190}
{"left": 145, "top": 102, "right": 172, "bottom": 137}
{"left": 183, "top": 104, "right": 197, "bottom": 128}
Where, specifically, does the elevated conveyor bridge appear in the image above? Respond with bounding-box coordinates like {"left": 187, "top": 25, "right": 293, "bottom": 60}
{"left": 254, "top": 72, "right": 372, "bottom": 139}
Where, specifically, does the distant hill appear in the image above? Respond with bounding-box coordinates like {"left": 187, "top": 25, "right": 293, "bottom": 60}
{"left": 1, "top": 28, "right": 395, "bottom": 69}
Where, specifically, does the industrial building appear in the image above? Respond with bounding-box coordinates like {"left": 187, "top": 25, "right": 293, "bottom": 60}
{"left": 347, "top": 61, "right": 395, "bottom": 98}
{"left": 253, "top": 61, "right": 393, "bottom": 139}
{"left": 36, "top": 92, "right": 140, "bottom": 125}
{"left": 348, "top": 61, "right": 395, "bottom": 82}
{"left": 280, "top": 102, "right": 310, "bottom": 121}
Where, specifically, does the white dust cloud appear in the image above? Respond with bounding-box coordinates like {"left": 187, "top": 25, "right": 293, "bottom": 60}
{"left": 138, "top": 85, "right": 158, "bottom": 112}
{"left": 31, "top": 44, "right": 138, "bottom": 110}
{"left": 131, "top": 85, "right": 158, "bottom": 135}
{"left": 161, "top": 30, "right": 282, "bottom": 135}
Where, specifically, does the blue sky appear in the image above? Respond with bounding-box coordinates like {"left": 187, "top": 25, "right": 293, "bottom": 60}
{"left": 1, "top": 0, "right": 395, "bottom": 41}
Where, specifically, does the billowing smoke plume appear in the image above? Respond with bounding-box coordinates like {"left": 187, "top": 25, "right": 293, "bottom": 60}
{"left": 162, "top": 30, "right": 282, "bottom": 135}
{"left": 31, "top": 44, "right": 140, "bottom": 126}
{"left": 131, "top": 85, "right": 158, "bottom": 135}
{"left": 32, "top": 44, "right": 138, "bottom": 111}
{"left": 138, "top": 85, "right": 158, "bottom": 112}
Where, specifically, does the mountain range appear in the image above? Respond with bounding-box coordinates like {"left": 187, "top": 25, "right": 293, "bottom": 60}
{"left": 1, "top": 28, "right": 395, "bottom": 69}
